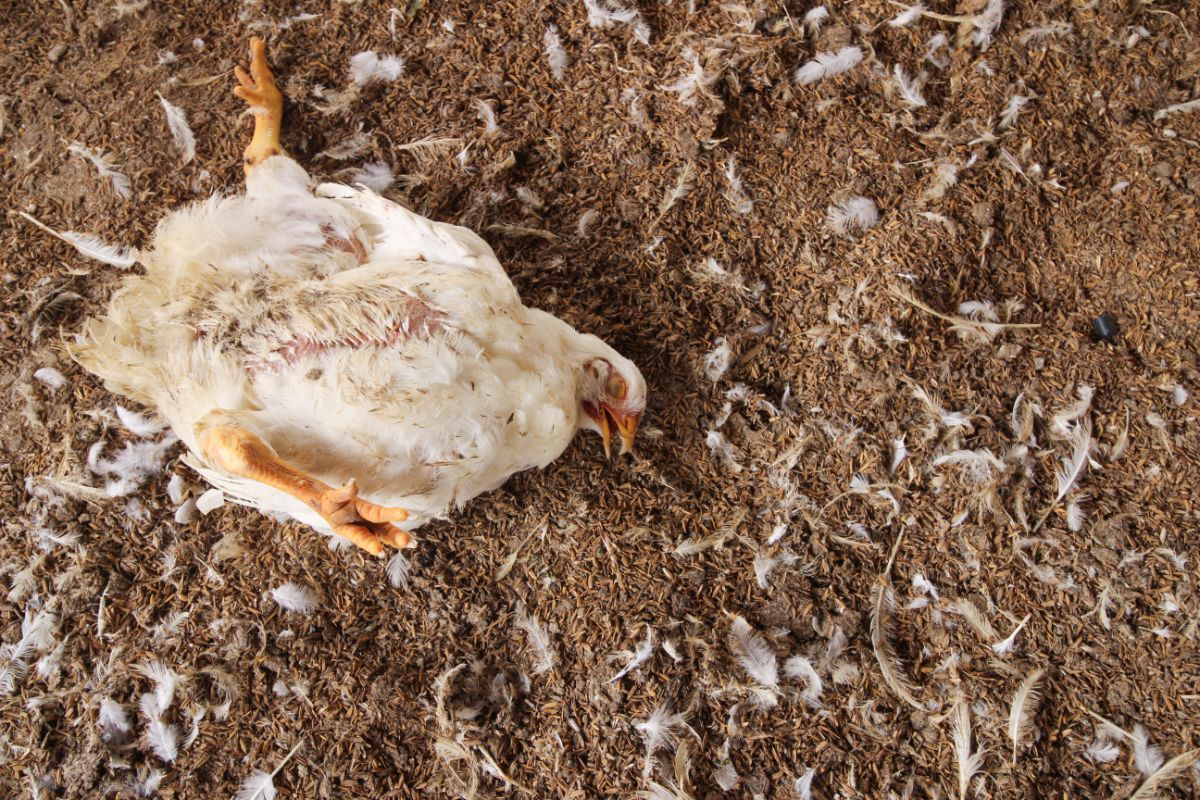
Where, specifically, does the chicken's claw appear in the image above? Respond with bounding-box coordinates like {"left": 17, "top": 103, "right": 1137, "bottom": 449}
{"left": 318, "top": 480, "right": 411, "bottom": 556}
{"left": 234, "top": 37, "right": 284, "bottom": 174}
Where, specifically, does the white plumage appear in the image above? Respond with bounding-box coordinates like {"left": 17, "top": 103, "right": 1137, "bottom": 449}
{"left": 74, "top": 156, "right": 644, "bottom": 548}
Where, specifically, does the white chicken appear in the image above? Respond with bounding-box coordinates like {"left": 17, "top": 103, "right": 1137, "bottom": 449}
{"left": 69, "top": 38, "right": 646, "bottom": 555}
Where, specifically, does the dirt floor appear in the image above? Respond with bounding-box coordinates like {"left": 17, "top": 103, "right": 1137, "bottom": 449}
{"left": 2, "top": 0, "right": 1199, "bottom": 798}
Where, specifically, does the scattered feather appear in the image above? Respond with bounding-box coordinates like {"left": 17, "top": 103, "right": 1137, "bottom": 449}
{"left": 662, "top": 47, "right": 719, "bottom": 107}
{"left": 893, "top": 65, "right": 926, "bottom": 107}
{"left": 135, "top": 661, "right": 179, "bottom": 717}
{"left": 1086, "top": 737, "right": 1121, "bottom": 763}
{"left": 33, "top": 367, "right": 67, "bottom": 391}
{"left": 1007, "top": 668, "right": 1044, "bottom": 763}
{"left": 1066, "top": 499, "right": 1085, "bottom": 532}
{"left": 890, "top": 3, "right": 925, "bottom": 26}
{"left": 953, "top": 699, "right": 987, "bottom": 799}
{"left": 99, "top": 698, "right": 131, "bottom": 739}
{"left": 145, "top": 718, "right": 179, "bottom": 763}
{"left": 156, "top": 95, "right": 196, "bottom": 164}
{"left": 0, "top": 606, "right": 57, "bottom": 695}
{"left": 543, "top": 25, "right": 570, "bottom": 80}
{"left": 728, "top": 615, "right": 779, "bottom": 705}
{"left": 972, "top": 0, "right": 1005, "bottom": 50}
{"left": 795, "top": 766, "right": 816, "bottom": 799}
{"left": 583, "top": 0, "right": 651, "bottom": 44}
{"left": 723, "top": 155, "right": 754, "bottom": 214}
{"left": 825, "top": 196, "right": 879, "bottom": 236}
{"left": 234, "top": 772, "right": 277, "bottom": 800}
{"left": 703, "top": 338, "right": 731, "bottom": 382}
{"left": 1018, "top": 22, "right": 1073, "bottom": 44}
{"left": 713, "top": 761, "right": 738, "bottom": 791}
{"left": 116, "top": 406, "right": 164, "bottom": 438}
{"left": 634, "top": 702, "right": 693, "bottom": 776}
{"left": 933, "top": 449, "right": 1005, "bottom": 482}
{"left": 271, "top": 583, "right": 318, "bottom": 615}
{"left": 476, "top": 99, "right": 499, "bottom": 134}
{"left": 1129, "top": 748, "right": 1199, "bottom": 799}
{"left": 705, "top": 430, "right": 743, "bottom": 473}
{"left": 923, "top": 161, "right": 960, "bottom": 201}
{"left": 349, "top": 51, "right": 404, "bottom": 86}
{"left": 1153, "top": 98, "right": 1200, "bottom": 121}
{"left": 803, "top": 6, "right": 828, "bottom": 36}
{"left": 68, "top": 143, "right": 132, "bottom": 199}
{"left": 514, "top": 602, "right": 556, "bottom": 674}
{"left": 656, "top": 161, "right": 696, "bottom": 223}
{"left": 784, "top": 656, "right": 822, "bottom": 706}
{"left": 196, "top": 488, "right": 225, "bottom": 514}
{"left": 870, "top": 581, "right": 923, "bottom": 710}
{"left": 608, "top": 625, "right": 654, "bottom": 683}
{"left": 18, "top": 212, "right": 136, "bottom": 268}
{"left": 890, "top": 437, "right": 908, "bottom": 474}
{"left": 386, "top": 552, "right": 411, "bottom": 588}
{"left": 351, "top": 161, "right": 394, "bottom": 192}
{"left": 796, "top": 46, "right": 863, "bottom": 85}
{"left": 1132, "top": 725, "right": 1165, "bottom": 777}
{"left": 992, "top": 613, "right": 1031, "bottom": 655}
{"left": 998, "top": 95, "right": 1029, "bottom": 130}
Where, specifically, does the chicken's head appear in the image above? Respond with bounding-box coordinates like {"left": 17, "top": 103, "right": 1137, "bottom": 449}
{"left": 577, "top": 341, "right": 646, "bottom": 459}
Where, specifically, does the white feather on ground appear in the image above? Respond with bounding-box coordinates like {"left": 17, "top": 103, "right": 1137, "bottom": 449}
{"left": 724, "top": 155, "right": 754, "bottom": 214}
{"left": 633, "top": 702, "right": 693, "bottom": 777}
{"left": 825, "top": 196, "right": 879, "bottom": 236}
{"left": 999, "top": 94, "right": 1029, "bottom": 129}
{"left": 157, "top": 95, "right": 196, "bottom": 164}
{"left": 348, "top": 51, "right": 404, "bottom": 85}
{"left": 1051, "top": 385, "right": 1093, "bottom": 435}
{"left": 783, "top": 656, "right": 822, "bottom": 706}
{"left": 234, "top": 772, "right": 277, "bottom": 800}
{"left": 794, "top": 766, "right": 816, "bottom": 799}
{"left": 608, "top": 625, "right": 654, "bottom": 683}
{"left": 890, "top": 3, "right": 925, "bottom": 26}
{"left": 33, "top": 367, "right": 67, "bottom": 391}
{"left": 661, "top": 47, "right": 719, "bottom": 107}
{"left": 543, "top": 25, "right": 569, "bottom": 80}
{"left": 350, "top": 162, "right": 394, "bottom": 192}
{"left": 386, "top": 552, "right": 411, "bottom": 588}
{"left": 0, "top": 605, "right": 57, "bottom": 695}
{"left": 992, "top": 613, "right": 1030, "bottom": 655}
{"left": 68, "top": 142, "right": 132, "bottom": 199}
{"left": 1128, "top": 748, "right": 1200, "bottom": 799}
{"left": 803, "top": 6, "right": 828, "bottom": 36}
{"left": 1132, "top": 724, "right": 1165, "bottom": 777}
{"left": 933, "top": 449, "right": 1006, "bottom": 483}
{"left": 116, "top": 406, "right": 164, "bottom": 438}
{"left": 514, "top": 603, "right": 556, "bottom": 674}
{"left": 135, "top": 661, "right": 179, "bottom": 717}
{"left": 271, "top": 583, "right": 318, "bottom": 615}
{"left": 476, "top": 99, "right": 499, "bottom": 134}
{"left": 99, "top": 698, "right": 131, "bottom": 739}
{"left": 583, "top": 0, "right": 651, "bottom": 44}
{"left": 18, "top": 212, "right": 137, "bottom": 269}
{"left": 1036, "top": 421, "right": 1091, "bottom": 530}
{"left": 1007, "top": 668, "right": 1044, "bottom": 763}
{"left": 1085, "top": 736, "right": 1121, "bottom": 763}
{"left": 892, "top": 65, "right": 926, "bottom": 107}
{"left": 705, "top": 430, "right": 743, "bottom": 473}
{"left": 195, "top": 488, "right": 225, "bottom": 514}
{"left": 145, "top": 718, "right": 179, "bottom": 763}
{"left": 870, "top": 581, "right": 923, "bottom": 710}
{"left": 703, "top": 338, "right": 731, "bottom": 382}
{"left": 795, "top": 46, "right": 863, "bottom": 85}
{"left": 972, "top": 0, "right": 1005, "bottom": 50}
{"left": 728, "top": 615, "right": 779, "bottom": 705}
{"left": 1154, "top": 97, "right": 1200, "bottom": 120}
{"left": 953, "top": 699, "right": 987, "bottom": 799}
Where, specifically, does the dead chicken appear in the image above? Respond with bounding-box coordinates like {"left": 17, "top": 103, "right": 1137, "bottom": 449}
{"left": 70, "top": 38, "right": 646, "bottom": 555}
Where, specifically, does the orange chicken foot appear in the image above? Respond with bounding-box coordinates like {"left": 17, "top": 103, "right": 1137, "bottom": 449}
{"left": 201, "top": 424, "right": 410, "bottom": 555}
{"left": 234, "top": 37, "right": 284, "bottom": 174}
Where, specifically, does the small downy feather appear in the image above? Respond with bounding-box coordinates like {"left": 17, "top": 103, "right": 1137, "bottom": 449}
{"left": 953, "top": 699, "right": 987, "bottom": 800}
{"left": 972, "top": 0, "right": 1005, "bottom": 50}
{"left": 1051, "top": 385, "right": 1093, "bottom": 436}
{"left": 795, "top": 46, "right": 863, "bottom": 85}
{"left": 196, "top": 488, "right": 225, "bottom": 514}
{"left": 1132, "top": 724, "right": 1165, "bottom": 777}
{"left": 1128, "top": 748, "right": 1200, "bottom": 800}
{"left": 145, "top": 718, "right": 179, "bottom": 763}
{"left": 703, "top": 338, "right": 731, "bottom": 382}
{"left": 728, "top": 615, "right": 779, "bottom": 704}
{"left": 608, "top": 625, "right": 654, "bottom": 683}
{"left": 794, "top": 766, "right": 816, "bottom": 799}
{"left": 117, "top": 406, "right": 164, "bottom": 438}
{"left": 348, "top": 51, "right": 404, "bottom": 86}
{"left": 783, "top": 656, "right": 822, "bottom": 706}
{"left": 68, "top": 143, "right": 132, "bottom": 199}
{"left": 826, "top": 196, "right": 879, "bottom": 236}
{"left": 633, "top": 702, "right": 692, "bottom": 776}
{"left": 1007, "top": 668, "right": 1044, "bottom": 763}
{"left": 991, "top": 613, "right": 1030, "bottom": 655}
{"left": 18, "top": 212, "right": 136, "bottom": 268}
{"left": 99, "top": 698, "right": 131, "bottom": 738}
{"left": 892, "top": 65, "right": 926, "bottom": 107}
{"left": 724, "top": 155, "right": 754, "bottom": 215}
{"left": 890, "top": 3, "right": 925, "bottom": 26}
{"left": 157, "top": 94, "right": 195, "bottom": 164}
{"left": 870, "top": 581, "right": 924, "bottom": 710}
{"left": 583, "top": 0, "right": 651, "bottom": 44}
{"left": 543, "top": 25, "right": 569, "bottom": 80}
{"left": 656, "top": 161, "right": 696, "bottom": 221}
{"left": 350, "top": 162, "right": 394, "bottom": 192}
{"left": 1085, "top": 736, "right": 1121, "bottom": 763}
{"left": 998, "top": 95, "right": 1029, "bottom": 130}
{"left": 34, "top": 367, "right": 67, "bottom": 390}
{"left": 0, "top": 606, "right": 57, "bottom": 695}
{"left": 803, "top": 7, "right": 829, "bottom": 37}
{"left": 235, "top": 772, "right": 277, "bottom": 800}
{"left": 271, "top": 582, "right": 318, "bottom": 615}
{"left": 476, "top": 99, "right": 499, "bottom": 134}
{"left": 386, "top": 552, "right": 411, "bottom": 588}
{"left": 514, "top": 602, "right": 557, "bottom": 674}
{"left": 135, "top": 661, "right": 180, "bottom": 717}
{"left": 890, "top": 437, "right": 908, "bottom": 474}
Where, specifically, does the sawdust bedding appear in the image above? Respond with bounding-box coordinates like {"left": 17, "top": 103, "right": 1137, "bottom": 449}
{"left": 2, "top": 1, "right": 1199, "bottom": 798}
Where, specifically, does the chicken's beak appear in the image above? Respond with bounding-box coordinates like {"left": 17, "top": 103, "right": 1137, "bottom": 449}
{"left": 596, "top": 406, "right": 613, "bottom": 460}
{"left": 603, "top": 404, "right": 640, "bottom": 457}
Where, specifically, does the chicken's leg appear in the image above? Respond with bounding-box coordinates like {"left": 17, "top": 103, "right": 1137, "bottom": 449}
{"left": 233, "top": 37, "right": 284, "bottom": 174}
{"left": 201, "top": 424, "right": 410, "bottom": 555}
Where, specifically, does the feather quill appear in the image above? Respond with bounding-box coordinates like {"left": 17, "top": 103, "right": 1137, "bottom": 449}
{"left": 157, "top": 94, "right": 195, "bottom": 164}
{"left": 18, "top": 212, "right": 136, "bottom": 268}
{"left": 1007, "top": 668, "right": 1044, "bottom": 763}
{"left": 953, "top": 699, "right": 987, "bottom": 799}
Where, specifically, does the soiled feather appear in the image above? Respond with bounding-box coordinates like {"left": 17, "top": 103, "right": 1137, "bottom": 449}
{"left": 954, "top": 699, "right": 987, "bottom": 799}
{"left": 18, "top": 212, "right": 136, "bottom": 268}
{"left": 728, "top": 615, "right": 779, "bottom": 704}
{"left": 972, "top": 0, "right": 1005, "bottom": 50}
{"left": 870, "top": 581, "right": 923, "bottom": 710}
{"left": 271, "top": 583, "right": 318, "bottom": 615}
{"left": 634, "top": 702, "right": 693, "bottom": 776}
{"left": 657, "top": 161, "right": 696, "bottom": 220}
{"left": 157, "top": 95, "right": 196, "bottom": 164}
{"left": 1008, "top": 668, "right": 1044, "bottom": 763}
{"left": 796, "top": 46, "right": 863, "bottom": 84}
{"left": 724, "top": 155, "right": 754, "bottom": 214}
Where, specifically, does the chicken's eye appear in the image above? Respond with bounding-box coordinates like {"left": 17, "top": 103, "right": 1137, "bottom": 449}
{"left": 606, "top": 373, "right": 627, "bottom": 401}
